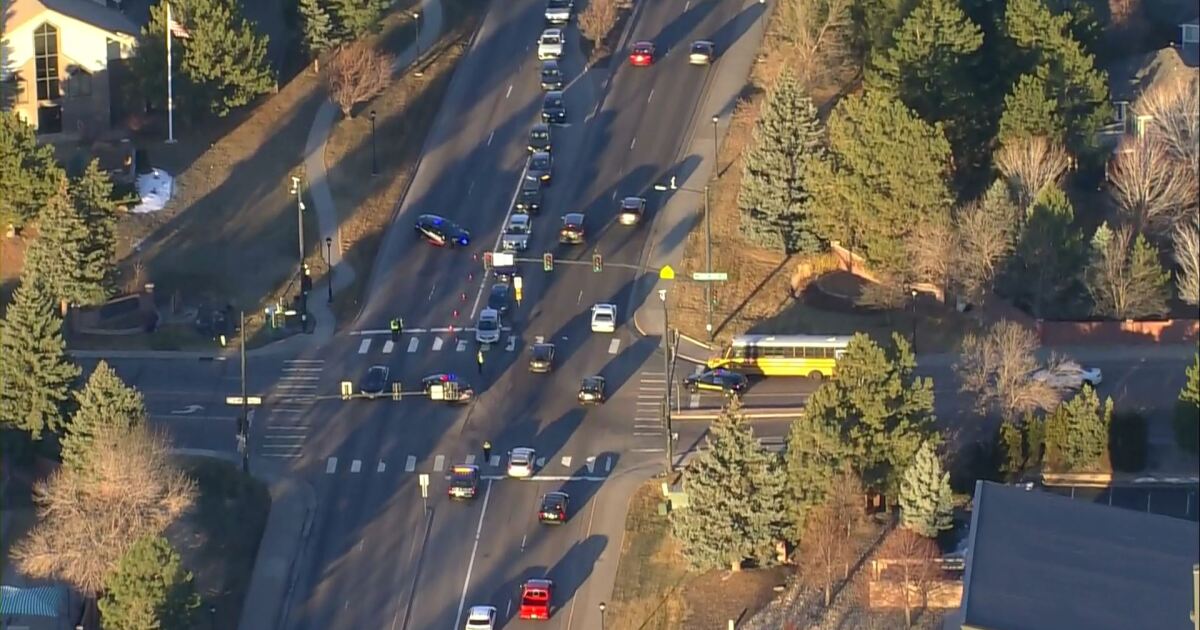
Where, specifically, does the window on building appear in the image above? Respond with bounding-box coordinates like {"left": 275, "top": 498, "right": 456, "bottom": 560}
{"left": 1183, "top": 24, "right": 1199, "bottom": 45}
{"left": 66, "top": 67, "right": 93, "bottom": 98}
{"left": 34, "top": 23, "right": 61, "bottom": 101}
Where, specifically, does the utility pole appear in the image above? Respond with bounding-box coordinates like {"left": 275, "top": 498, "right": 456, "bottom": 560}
{"left": 239, "top": 310, "right": 249, "bottom": 474}
{"left": 660, "top": 288, "right": 674, "bottom": 474}
{"left": 704, "top": 185, "right": 713, "bottom": 339}
{"left": 290, "top": 176, "right": 307, "bottom": 327}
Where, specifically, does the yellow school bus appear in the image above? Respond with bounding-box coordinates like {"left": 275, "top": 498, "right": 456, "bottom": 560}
{"left": 706, "top": 334, "right": 852, "bottom": 378}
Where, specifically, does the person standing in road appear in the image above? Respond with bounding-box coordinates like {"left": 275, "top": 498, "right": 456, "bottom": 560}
{"left": 482, "top": 440, "right": 492, "bottom": 462}
{"left": 476, "top": 348, "right": 484, "bottom": 374}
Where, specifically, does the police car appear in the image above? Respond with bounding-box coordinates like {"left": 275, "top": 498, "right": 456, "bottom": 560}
{"left": 448, "top": 465, "right": 480, "bottom": 499}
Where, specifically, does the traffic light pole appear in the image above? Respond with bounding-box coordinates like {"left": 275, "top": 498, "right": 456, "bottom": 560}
{"left": 660, "top": 289, "right": 673, "bottom": 475}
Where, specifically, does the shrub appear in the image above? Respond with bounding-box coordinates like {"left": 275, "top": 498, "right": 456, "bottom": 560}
{"left": 1174, "top": 400, "right": 1199, "bottom": 455}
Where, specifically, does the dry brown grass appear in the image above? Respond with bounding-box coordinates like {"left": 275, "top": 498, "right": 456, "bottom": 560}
{"left": 604, "top": 482, "right": 691, "bottom": 630}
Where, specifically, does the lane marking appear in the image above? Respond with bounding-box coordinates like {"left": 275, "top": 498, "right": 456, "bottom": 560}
{"left": 632, "top": 448, "right": 665, "bottom": 453}
{"left": 577, "top": 290, "right": 583, "bottom": 304}
{"left": 382, "top": 340, "right": 395, "bottom": 354}
{"left": 487, "top": 130, "right": 495, "bottom": 145}
{"left": 630, "top": 137, "right": 636, "bottom": 150}
{"left": 586, "top": 456, "right": 596, "bottom": 473}
{"left": 606, "top": 456, "right": 613, "bottom": 472}
{"left": 285, "top": 359, "right": 325, "bottom": 364}
{"left": 561, "top": 456, "right": 573, "bottom": 467}
{"left": 490, "top": 455, "right": 501, "bottom": 467}
{"left": 535, "top": 335, "right": 545, "bottom": 344}
{"left": 648, "top": 88, "right": 654, "bottom": 103}
{"left": 350, "top": 459, "right": 362, "bottom": 473}
{"left": 326, "top": 457, "right": 337, "bottom": 474}
{"left": 564, "top": 484, "right": 604, "bottom": 628}
{"left": 608, "top": 339, "right": 621, "bottom": 354}
{"left": 454, "top": 480, "right": 493, "bottom": 629}
{"left": 456, "top": 339, "right": 468, "bottom": 352}
{"left": 506, "top": 336, "right": 516, "bottom": 351}
{"left": 479, "top": 475, "right": 608, "bottom": 482}
{"left": 535, "top": 457, "right": 546, "bottom": 468}
{"left": 405, "top": 455, "right": 416, "bottom": 472}
{"left": 407, "top": 337, "right": 419, "bottom": 353}
{"left": 428, "top": 284, "right": 437, "bottom": 301}
{"left": 468, "top": 162, "right": 530, "bottom": 320}
{"left": 689, "top": 394, "right": 700, "bottom": 408}
{"left": 465, "top": 454, "right": 477, "bottom": 465}
{"left": 378, "top": 460, "right": 386, "bottom": 472}
{"left": 432, "top": 337, "right": 444, "bottom": 351}
{"left": 434, "top": 455, "right": 445, "bottom": 472}
{"left": 357, "top": 339, "right": 371, "bottom": 354}
{"left": 505, "top": 84, "right": 513, "bottom": 98}
{"left": 694, "top": 365, "right": 704, "bottom": 375}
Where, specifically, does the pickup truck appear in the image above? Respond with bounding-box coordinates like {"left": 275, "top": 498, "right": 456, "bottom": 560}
{"left": 538, "top": 29, "right": 564, "bottom": 60}
{"left": 544, "top": 0, "right": 572, "bottom": 24}
{"left": 518, "top": 578, "right": 554, "bottom": 620}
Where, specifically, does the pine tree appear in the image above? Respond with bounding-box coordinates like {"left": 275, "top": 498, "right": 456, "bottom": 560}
{"left": 670, "top": 403, "right": 786, "bottom": 571}
{"left": 299, "top": 0, "right": 335, "bottom": 67}
{"left": 1002, "top": 186, "right": 1085, "bottom": 318}
{"left": 898, "top": 441, "right": 954, "bottom": 538}
{"left": 998, "top": 73, "right": 1065, "bottom": 145}
{"left": 1183, "top": 354, "right": 1200, "bottom": 408}
{"left": 1176, "top": 354, "right": 1200, "bottom": 455}
{"left": 784, "top": 409, "right": 849, "bottom": 539}
{"left": 0, "top": 112, "right": 66, "bottom": 227}
{"left": 0, "top": 275, "right": 80, "bottom": 437}
{"left": 800, "top": 333, "right": 936, "bottom": 496}
{"left": 738, "top": 69, "right": 825, "bottom": 254}
{"left": 1085, "top": 224, "right": 1170, "bottom": 319}
{"left": 858, "top": 0, "right": 922, "bottom": 58}
{"left": 807, "top": 92, "right": 954, "bottom": 277}
{"left": 329, "top": 0, "right": 387, "bottom": 41}
{"left": 1043, "top": 385, "right": 1111, "bottom": 471}
{"left": 61, "top": 361, "right": 148, "bottom": 472}
{"left": 70, "top": 159, "right": 118, "bottom": 296}
{"left": 99, "top": 536, "right": 200, "bottom": 630}
{"left": 24, "top": 183, "right": 110, "bottom": 310}
{"left": 866, "top": 0, "right": 982, "bottom": 152}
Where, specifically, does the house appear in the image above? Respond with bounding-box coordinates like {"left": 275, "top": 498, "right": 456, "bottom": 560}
{"left": 0, "top": 0, "right": 139, "bottom": 137}
{"left": 952, "top": 481, "right": 1200, "bottom": 630}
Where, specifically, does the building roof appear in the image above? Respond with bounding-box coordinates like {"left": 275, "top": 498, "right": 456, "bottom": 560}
{"left": 959, "top": 481, "right": 1200, "bottom": 630}
{"left": 4, "top": 0, "right": 139, "bottom": 37}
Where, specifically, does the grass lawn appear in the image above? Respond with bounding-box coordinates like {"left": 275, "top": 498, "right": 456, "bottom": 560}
{"left": 168, "top": 457, "right": 270, "bottom": 629}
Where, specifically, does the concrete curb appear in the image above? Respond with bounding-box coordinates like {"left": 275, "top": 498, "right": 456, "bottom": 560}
{"left": 672, "top": 408, "right": 803, "bottom": 420}
{"left": 238, "top": 476, "right": 318, "bottom": 630}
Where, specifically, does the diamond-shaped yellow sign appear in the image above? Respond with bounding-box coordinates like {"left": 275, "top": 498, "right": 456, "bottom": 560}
{"left": 659, "top": 265, "right": 676, "bottom": 280}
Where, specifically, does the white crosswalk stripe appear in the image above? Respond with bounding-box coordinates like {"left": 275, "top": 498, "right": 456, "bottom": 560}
{"left": 432, "top": 337, "right": 444, "bottom": 351}
{"left": 350, "top": 459, "right": 362, "bottom": 473}
{"left": 456, "top": 339, "right": 468, "bottom": 352}
{"left": 358, "top": 339, "right": 371, "bottom": 354}
{"left": 382, "top": 340, "right": 395, "bottom": 354}
{"left": 311, "top": 452, "right": 623, "bottom": 478}
{"left": 326, "top": 457, "right": 337, "bottom": 473}
{"left": 506, "top": 336, "right": 516, "bottom": 351}
{"left": 608, "top": 339, "right": 621, "bottom": 354}
{"left": 689, "top": 394, "right": 700, "bottom": 409}
{"left": 407, "top": 337, "right": 420, "bottom": 353}
{"left": 263, "top": 359, "right": 322, "bottom": 459}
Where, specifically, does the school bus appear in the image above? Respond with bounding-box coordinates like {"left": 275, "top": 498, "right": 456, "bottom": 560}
{"left": 705, "top": 334, "right": 852, "bottom": 378}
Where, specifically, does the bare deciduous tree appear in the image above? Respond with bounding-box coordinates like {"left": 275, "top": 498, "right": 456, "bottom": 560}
{"left": 1174, "top": 215, "right": 1200, "bottom": 306}
{"left": 828, "top": 466, "right": 865, "bottom": 540}
{"left": 955, "top": 186, "right": 1018, "bottom": 303}
{"left": 1107, "top": 137, "right": 1194, "bottom": 236}
{"left": 995, "top": 136, "right": 1070, "bottom": 211}
{"left": 1086, "top": 223, "right": 1170, "bottom": 318}
{"left": 857, "top": 272, "right": 912, "bottom": 311}
{"left": 956, "top": 320, "right": 1061, "bottom": 422}
{"left": 1133, "top": 73, "right": 1200, "bottom": 177}
{"left": 12, "top": 424, "right": 196, "bottom": 597}
{"left": 798, "top": 504, "right": 848, "bottom": 607}
{"left": 774, "top": 0, "right": 856, "bottom": 87}
{"left": 876, "top": 527, "right": 940, "bottom": 628}
{"left": 579, "top": 0, "right": 619, "bottom": 56}
{"left": 907, "top": 213, "right": 955, "bottom": 298}
{"left": 326, "top": 42, "right": 394, "bottom": 118}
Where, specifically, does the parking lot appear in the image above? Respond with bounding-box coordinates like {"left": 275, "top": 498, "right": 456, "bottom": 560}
{"left": 1043, "top": 485, "right": 1199, "bottom": 522}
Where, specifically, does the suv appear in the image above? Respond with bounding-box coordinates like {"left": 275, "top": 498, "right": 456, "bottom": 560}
{"left": 448, "top": 465, "right": 480, "bottom": 499}
{"left": 538, "top": 491, "right": 570, "bottom": 524}
{"left": 515, "top": 176, "right": 542, "bottom": 214}
{"left": 537, "top": 29, "right": 564, "bottom": 60}
{"left": 475, "top": 308, "right": 501, "bottom": 344}
{"left": 544, "top": 0, "right": 572, "bottom": 24}
{"left": 487, "top": 283, "right": 512, "bottom": 315}
{"left": 528, "top": 151, "right": 553, "bottom": 185}
{"left": 542, "top": 91, "right": 566, "bottom": 124}
{"left": 502, "top": 213, "right": 532, "bottom": 251}
{"left": 618, "top": 196, "right": 646, "bottom": 225}
{"left": 528, "top": 123, "right": 552, "bottom": 153}
{"left": 559, "top": 212, "right": 586, "bottom": 244}
{"left": 540, "top": 60, "right": 564, "bottom": 90}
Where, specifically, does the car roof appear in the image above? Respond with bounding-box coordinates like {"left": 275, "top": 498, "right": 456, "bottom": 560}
{"left": 633, "top": 40, "right": 654, "bottom": 47}
{"left": 490, "top": 283, "right": 509, "bottom": 293}
{"left": 531, "top": 122, "right": 550, "bottom": 132}
{"left": 532, "top": 151, "right": 551, "bottom": 160}
{"left": 563, "top": 212, "right": 585, "bottom": 222}
{"left": 544, "top": 491, "right": 569, "bottom": 499}
{"left": 582, "top": 375, "right": 605, "bottom": 384}
{"left": 509, "top": 213, "right": 530, "bottom": 224}
{"left": 533, "top": 342, "right": 554, "bottom": 352}
{"left": 545, "top": 90, "right": 564, "bottom": 100}
{"left": 452, "top": 465, "right": 479, "bottom": 474}
{"left": 541, "top": 59, "right": 560, "bottom": 69}
{"left": 417, "top": 213, "right": 447, "bottom": 224}
{"left": 542, "top": 28, "right": 562, "bottom": 37}
{"left": 524, "top": 578, "right": 554, "bottom": 588}
{"left": 369, "top": 365, "right": 388, "bottom": 372}
{"left": 693, "top": 39, "right": 714, "bottom": 47}
{"left": 480, "top": 308, "right": 499, "bottom": 318}
{"left": 594, "top": 303, "right": 616, "bottom": 312}
{"left": 467, "top": 605, "right": 495, "bottom": 618}
{"left": 512, "top": 447, "right": 535, "bottom": 456}
{"left": 621, "top": 196, "right": 645, "bottom": 206}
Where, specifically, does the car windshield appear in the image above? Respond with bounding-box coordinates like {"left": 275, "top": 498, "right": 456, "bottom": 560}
{"left": 635, "top": 44, "right": 652, "bottom": 53}
{"left": 542, "top": 66, "right": 560, "bottom": 77}
{"left": 545, "top": 96, "right": 563, "bottom": 108}
{"left": 531, "top": 129, "right": 549, "bottom": 140}
{"left": 693, "top": 42, "right": 708, "bottom": 52}
{"left": 479, "top": 317, "right": 498, "bottom": 331}
{"left": 595, "top": 312, "right": 613, "bottom": 321}
{"left": 533, "top": 346, "right": 552, "bottom": 359}
{"left": 549, "top": 0, "right": 569, "bottom": 7}
{"left": 543, "top": 33, "right": 560, "bottom": 44}
{"left": 513, "top": 452, "right": 530, "bottom": 464}
{"left": 533, "top": 157, "right": 550, "bottom": 170}
{"left": 542, "top": 497, "right": 561, "bottom": 510}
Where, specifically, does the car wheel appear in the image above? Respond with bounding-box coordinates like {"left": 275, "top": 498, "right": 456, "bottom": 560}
{"left": 808, "top": 370, "right": 824, "bottom": 381}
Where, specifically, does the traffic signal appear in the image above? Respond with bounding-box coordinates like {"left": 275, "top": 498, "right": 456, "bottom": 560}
{"left": 482, "top": 251, "right": 493, "bottom": 269}
{"left": 592, "top": 252, "right": 603, "bottom": 273}
{"left": 543, "top": 252, "right": 554, "bottom": 271}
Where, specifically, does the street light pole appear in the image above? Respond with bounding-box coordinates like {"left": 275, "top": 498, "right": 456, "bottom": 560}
{"left": 325, "top": 237, "right": 334, "bottom": 304}
{"left": 660, "top": 289, "right": 674, "bottom": 474}
{"left": 599, "top": 602, "right": 607, "bottom": 630}
{"left": 711, "top": 115, "right": 719, "bottom": 176}
{"left": 910, "top": 288, "right": 919, "bottom": 351}
{"left": 413, "top": 12, "right": 423, "bottom": 76}
{"left": 239, "top": 310, "right": 249, "bottom": 475}
{"left": 704, "top": 184, "right": 713, "bottom": 340}
{"left": 369, "top": 110, "right": 378, "bottom": 176}
{"left": 290, "top": 176, "right": 307, "bottom": 325}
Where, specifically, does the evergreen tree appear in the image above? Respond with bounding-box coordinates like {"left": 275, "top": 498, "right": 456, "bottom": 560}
{"left": 61, "top": 361, "right": 148, "bottom": 472}
{"left": 670, "top": 403, "right": 786, "bottom": 571}
{"left": 738, "top": 69, "right": 825, "bottom": 253}
{"left": 898, "top": 441, "right": 954, "bottom": 538}
{"left": 99, "top": 535, "right": 200, "bottom": 630}
{"left": 858, "top": 0, "right": 922, "bottom": 58}
{"left": 1176, "top": 354, "right": 1200, "bottom": 455}
{"left": 70, "top": 159, "right": 118, "bottom": 296}
{"left": 1183, "top": 354, "right": 1200, "bottom": 408}
{"left": 807, "top": 92, "right": 954, "bottom": 277}
{"left": 1043, "top": 385, "right": 1111, "bottom": 471}
{"left": 800, "top": 333, "right": 936, "bottom": 495}
{"left": 24, "top": 184, "right": 110, "bottom": 309}
{"left": 0, "top": 112, "right": 65, "bottom": 227}
{"left": 0, "top": 275, "right": 80, "bottom": 438}
{"left": 299, "top": 0, "right": 336, "bottom": 65}
{"left": 784, "top": 409, "right": 850, "bottom": 539}
{"left": 329, "top": 0, "right": 388, "bottom": 41}
{"left": 866, "top": 0, "right": 983, "bottom": 154}
{"left": 1085, "top": 224, "right": 1170, "bottom": 319}
{"left": 1002, "top": 186, "right": 1085, "bottom": 318}
{"left": 997, "top": 73, "right": 1065, "bottom": 145}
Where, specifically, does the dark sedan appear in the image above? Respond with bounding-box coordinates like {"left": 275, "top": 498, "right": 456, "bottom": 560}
{"left": 577, "top": 375, "right": 606, "bottom": 404}
{"left": 529, "top": 343, "right": 555, "bottom": 373}
{"left": 414, "top": 214, "right": 470, "bottom": 247}
{"left": 538, "top": 491, "right": 570, "bottom": 524}
{"left": 360, "top": 365, "right": 390, "bottom": 399}
{"left": 684, "top": 368, "right": 748, "bottom": 396}
{"left": 488, "top": 283, "right": 512, "bottom": 315}
{"left": 542, "top": 91, "right": 566, "bottom": 124}
{"left": 559, "top": 212, "right": 585, "bottom": 244}
{"left": 540, "top": 60, "right": 564, "bottom": 90}
{"left": 528, "top": 123, "right": 552, "bottom": 153}
{"left": 516, "top": 176, "right": 542, "bottom": 214}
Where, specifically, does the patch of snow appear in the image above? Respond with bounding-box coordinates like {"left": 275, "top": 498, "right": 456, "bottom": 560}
{"left": 130, "top": 169, "right": 174, "bottom": 214}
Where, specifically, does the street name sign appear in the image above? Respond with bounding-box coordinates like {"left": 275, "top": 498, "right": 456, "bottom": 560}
{"left": 691, "top": 272, "right": 728, "bottom": 281}
{"left": 225, "top": 396, "right": 263, "bottom": 405}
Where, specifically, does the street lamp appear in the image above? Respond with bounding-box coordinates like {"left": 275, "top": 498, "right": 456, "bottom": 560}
{"left": 659, "top": 288, "right": 674, "bottom": 474}
{"left": 910, "top": 288, "right": 919, "bottom": 351}
{"left": 711, "top": 115, "right": 720, "bottom": 177}
{"left": 655, "top": 179, "right": 715, "bottom": 340}
{"left": 289, "top": 176, "right": 307, "bottom": 324}
{"left": 599, "top": 602, "right": 607, "bottom": 630}
{"left": 324, "top": 237, "right": 334, "bottom": 304}
{"left": 369, "top": 110, "right": 378, "bottom": 176}
{"left": 412, "top": 12, "right": 423, "bottom": 77}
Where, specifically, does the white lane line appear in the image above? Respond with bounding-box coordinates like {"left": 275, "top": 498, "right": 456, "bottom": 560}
{"left": 468, "top": 163, "right": 531, "bottom": 319}
{"left": 535, "top": 457, "right": 546, "bottom": 468}
{"left": 561, "top": 456, "right": 573, "bottom": 467}
{"left": 350, "top": 459, "right": 362, "bottom": 473}
{"left": 634, "top": 432, "right": 662, "bottom": 436}
{"left": 282, "top": 367, "right": 323, "bottom": 372}
{"left": 434, "top": 455, "right": 445, "bottom": 472}
{"left": 326, "top": 457, "right": 337, "bottom": 474}
{"left": 605, "top": 456, "right": 613, "bottom": 472}
{"left": 489, "top": 455, "right": 501, "bottom": 467}
{"left": 454, "top": 480, "right": 493, "bottom": 629}
{"left": 487, "top": 130, "right": 495, "bottom": 145}
{"left": 382, "top": 340, "right": 395, "bottom": 354}
{"left": 632, "top": 448, "right": 665, "bottom": 453}
{"left": 407, "top": 337, "right": 419, "bottom": 353}
{"left": 577, "top": 290, "right": 583, "bottom": 304}
{"left": 378, "top": 460, "right": 386, "bottom": 472}
{"left": 629, "top": 137, "right": 636, "bottom": 150}
{"left": 465, "top": 454, "right": 477, "bottom": 465}
{"left": 586, "top": 457, "right": 596, "bottom": 473}
{"left": 428, "top": 284, "right": 437, "bottom": 301}
{"left": 432, "top": 337, "right": 444, "bottom": 351}
{"left": 285, "top": 359, "right": 325, "bottom": 364}
{"left": 456, "top": 339, "right": 468, "bottom": 352}
{"left": 505, "top": 84, "right": 513, "bottom": 98}
{"left": 405, "top": 455, "right": 416, "bottom": 472}
{"left": 641, "top": 378, "right": 666, "bottom": 383}
{"left": 608, "top": 339, "right": 621, "bottom": 354}
{"left": 637, "top": 394, "right": 661, "bottom": 399}
{"left": 479, "top": 475, "right": 608, "bottom": 482}
{"left": 506, "top": 336, "right": 516, "bottom": 351}
{"left": 357, "top": 339, "right": 371, "bottom": 354}
{"left": 648, "top": 88, "right": 654, "bottom": 103}
{"left": 535, "top": 335, "right": 545, "bottom": 344}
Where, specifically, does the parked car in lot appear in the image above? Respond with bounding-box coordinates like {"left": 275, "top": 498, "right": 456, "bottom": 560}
{"left": 1033, "top": 361, "right": 1103, "bottom": 391}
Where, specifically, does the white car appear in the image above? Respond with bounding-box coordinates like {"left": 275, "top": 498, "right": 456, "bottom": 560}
{"left": 501, "top": 213, "right": 532, "bottom": 251}
{"left": 475, "top": 308, "right": 501, "bottom": 344}
{"left": 1032, "top": 361, "right": 1102, "bottom": 391}
{"left": 508, "top": 447, "right": 537, "bottom": 478}
{"left": 591, "top": 303, "right": 617, "bottom": 333}
{"left": 538, "top": 29, "right": 564, "bottom": 60}
{"left": 465, "top": 605, "right": 497, "bottom": 630}
{"left": 544, "top": 0, "right": 573, "bottom": 24}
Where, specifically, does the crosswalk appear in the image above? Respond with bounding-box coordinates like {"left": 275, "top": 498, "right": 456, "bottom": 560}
{"left": 356, "top": 334, "right": 520, "bottom": 355}
{"left": 324, "top": 451, "right": 617, "bottom": 480}
{"left": 260, "top": 359, "right": 321, "bottom": 459}
{"left": 634, "top": 370, "right": 666, "bottom": 438}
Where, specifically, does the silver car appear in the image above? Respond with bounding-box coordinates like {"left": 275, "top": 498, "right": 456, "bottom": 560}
{"left": 501, "top": 213, "right": 532, "bottom": 251}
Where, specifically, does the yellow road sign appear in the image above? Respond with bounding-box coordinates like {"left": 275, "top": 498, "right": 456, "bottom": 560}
{"left": 659, "top": 265, "right": 676, "bottom": 280}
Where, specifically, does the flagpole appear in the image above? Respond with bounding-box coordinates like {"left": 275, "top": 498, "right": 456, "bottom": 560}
{"left": 165, "top": 2, "right": 177, "bottom": 143}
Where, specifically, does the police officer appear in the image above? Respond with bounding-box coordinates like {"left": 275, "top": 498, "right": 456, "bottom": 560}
{"left": 482, "top": 440, "right": 492, "bottom": 462}
{"left": 476, "top": 348, "right": 485, "bottom": 374}
{"left": 390, "top": 317, "right": 403, "bottom": 341}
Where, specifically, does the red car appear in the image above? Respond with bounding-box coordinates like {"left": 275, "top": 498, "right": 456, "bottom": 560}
{"left": 629, "top": 41, "right": 655, "bottom": 66}
{"left": 518, "top": 578, "right": 554, "bottom": 620}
